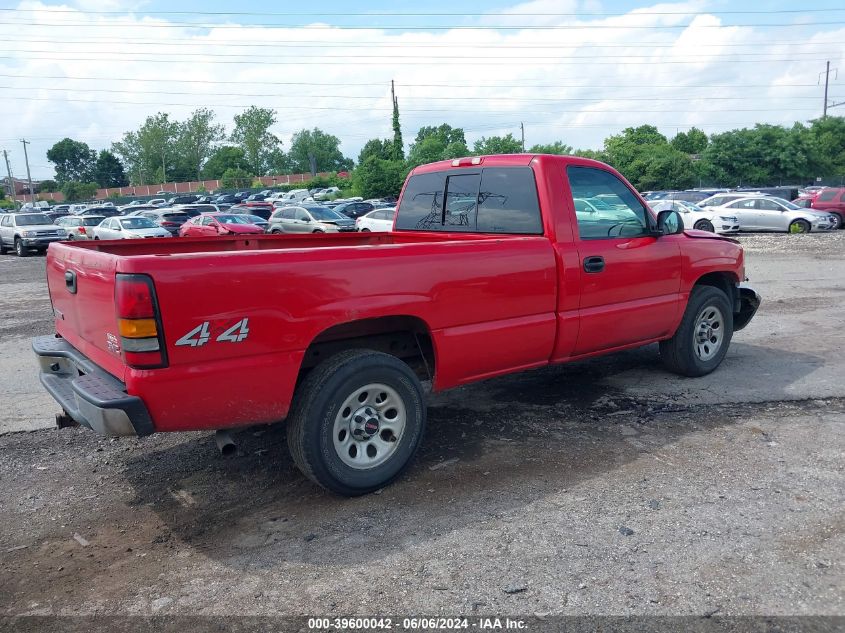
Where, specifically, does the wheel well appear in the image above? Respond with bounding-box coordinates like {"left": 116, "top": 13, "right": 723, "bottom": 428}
{"left": 299, "top": 316, "right": 435, "bottom": 385}
{"left": 694, "top": 272, "right": 737, "bottom": 305}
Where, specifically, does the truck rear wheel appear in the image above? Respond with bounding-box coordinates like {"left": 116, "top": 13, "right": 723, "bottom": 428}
{"left": 287, "top": 349, "right": 426, "bottom": 496}
{"left": 660, "top": 285, "right": 733, "bottom": 377}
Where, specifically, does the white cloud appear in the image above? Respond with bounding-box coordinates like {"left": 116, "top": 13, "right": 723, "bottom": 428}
{"left": 0, "top": 0, "right": 838, "bottom": 179}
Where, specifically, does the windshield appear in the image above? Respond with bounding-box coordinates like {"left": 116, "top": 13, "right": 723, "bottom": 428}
{"left": 16, "top": 214, "right": 52, "bottom": 226}
{"left": 308, "top": 207, "right": 345, "bottom": 221}
{"left": 120, "top": 218, "right": 156, "bottom": 229}
{"left": 215, "top": 215, "right": 253, "bottom": 224}
{"left": 161, "top": 213, "right": 189, "bottom": 222}
{"left": 246, "top": 215, "right": 266, "bottom": 223}
{"left": 772, "top": 197, "right": 801, "bottom": 210}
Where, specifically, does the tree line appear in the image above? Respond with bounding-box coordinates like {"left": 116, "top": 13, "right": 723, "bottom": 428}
{"left": 43, "top": 103, "right": 845, "bottom": 202}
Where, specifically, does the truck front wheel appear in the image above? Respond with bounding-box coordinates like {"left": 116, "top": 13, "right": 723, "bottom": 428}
{"left": 660, "top": 285, "right": 733, "bottom": 377}
{"left": 287, "top": 349, "right": 426, "bottom": 496}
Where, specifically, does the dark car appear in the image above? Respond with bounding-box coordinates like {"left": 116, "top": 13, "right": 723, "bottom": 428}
{"left": 214, "top": 194, "right": 238, "bottom": 205}
{"left": 167, "top": 195, "right": 199, "bottom": 206}
{"left": 172, "top": 204, "right": 220, "bottom": 218}
{"left": 137, "top": 209, "right": 192, "bottom": 235}
{"left": 77, "top": 206, "right": 120, "bottom": 218}
{"left": 195, "top": 196, "right": 214, "bottom": 204}
{"left": 229, "top": 204, "right": 272, "bottom": 220}
{"left": 246, "top": 193, "right": 267, "bottom": 202}
{"left": 234, "top": 191, "right": 250, "bottom": 202}
{"left": 333, "top": 201, "right": 375, "bottom": 219}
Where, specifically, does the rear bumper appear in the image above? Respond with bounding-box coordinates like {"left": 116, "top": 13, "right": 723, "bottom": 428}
{"left": 734, "top": 283, "right": 761, "bottom": 332}
{"left": 32, "top": 336, "right": 154, "bottom": 437}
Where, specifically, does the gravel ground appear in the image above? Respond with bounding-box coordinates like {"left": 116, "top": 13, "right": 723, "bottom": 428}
{"left": 0, "top": 233, "right": 843, "bottom": 620}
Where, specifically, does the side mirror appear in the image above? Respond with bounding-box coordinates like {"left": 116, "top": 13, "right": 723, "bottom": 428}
{"left": 656, "top": 209, "right": 684, "bottom": 235}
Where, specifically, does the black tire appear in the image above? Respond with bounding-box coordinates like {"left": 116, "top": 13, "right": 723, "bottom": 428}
{"left": 693, "top": 219, "right": 715, "bottom": 232}
{"left": 271, "top": 229, "right": 283, "bottom": 234}
{"left": 287, "top": 349, "right": 426, "bottom": 496}
{"left": 361, "top": 228, "right": 371, "bottom": 232}
{"left": 831, "top": 213, "right": 843, "bottom": 230}
{"left": 660, "top": 285, "right": 733, "bottom": 377}
{"left": 312, "top": 229, "right": 324, "bottom": 234}
{"left": 14, "top": 238, "right": 29, "bottom": 257}
{"left": 789, "top": 219, "right": 810, "bottom": 234}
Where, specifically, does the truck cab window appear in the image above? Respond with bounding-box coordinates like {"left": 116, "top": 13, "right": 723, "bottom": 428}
{"left": 567, "top": 166, "right": 651, "bottom": 240}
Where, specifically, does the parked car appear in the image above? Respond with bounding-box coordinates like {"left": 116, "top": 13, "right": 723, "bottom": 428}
{"left": 120, "top": 205, "right": 158, "bottom": 216}
{"left": 74, "top": 206, "right": 120, "bottom": 218}
{"left": 708, "top": 196, "right": 837, "bottom": 233}
{"left": 67, "top": 204, "right": 89, "bottom": 215}
{"left": 246, "top": 193, "right": 267, "bottom": 202}
{"left": 334, "top": 201, "right": 376, "bottom": 219}
{"left": 137, "top": 209, "right": 191, "bottom": 235}
{"left": 51, "top": 204, "right": 71, "bottom": 215}
{"left": 228, "top": 204, "right": 273, "bottom": 221}
{"left": 55, "top": 215, "right": 107, "bottom": 240}
{"left": 167, "top": 195, "right": 199, "bottom": 206}
{"left": 267, "top": 205, "right": 356, "bottom": 233}
{"left": 172, "top": 204, "right": 220, "bottom": 218}
{"left": 118, "top": 200, "right": 148, "bottom": 211}
{"left": 791, "top": 197, "right": 814, "bottom": 208}
{"left": 93, "top": 216, "right": 172, "bottom": 240}
{"left": 194, "top": 196, "right": 215, "bottom": 204}
{"left": 147, "top": 198, "right": 168, "bottom": 207}
{"left": 179, "top": 213, "right": 267, "bottom": 237}
{"left": 234, "top": 191, "right": 251, "bottom": 202}
{"left": 699, "top": 192, "right": 767, "bottom": 208}
{"left": 810, "top": 187, "right": 845, "bottom": 229}
{"left": 356, "top": 208, "right": 396, "bottom": 232}
{"left": 214, "top": 194, "right": 238, "bottom": 205}
{"left": 0, "top": 213, "right": 67, "bottom": 256}
{"left": 273, "top": 189, "right": 312, "bottom": 204}
{"left": 313, "top": 186, "right": 341, "bottom": 201}
{"left": 648, "top": 200, "right": 740, "bottom": 234}
{"left": 32, "top": 154, "right": 761, "bottom": 497}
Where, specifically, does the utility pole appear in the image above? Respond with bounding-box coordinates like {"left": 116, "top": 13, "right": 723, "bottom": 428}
{"left": 819, "top": 61, "right": 841, "bottom": 116}
{"left": 20, "top": 139, "right": 34, "bottom": 204}
{"left": 3, "top": 150, "right": 14, "bottom": 199}
{"left": 823, "top": 61, "right": 830, "bottom": 117}
{"left": 520, "top": 122, "right": 525, "bottom": 152}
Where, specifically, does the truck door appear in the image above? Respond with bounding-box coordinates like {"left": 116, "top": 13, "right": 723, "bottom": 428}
{"left": 564, "top": 166, "right": 682, "bottom": 355}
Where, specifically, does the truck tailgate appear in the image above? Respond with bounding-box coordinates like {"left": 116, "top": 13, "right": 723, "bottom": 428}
{"left": 46, "top": 243, "right": 126, "bottom": 382}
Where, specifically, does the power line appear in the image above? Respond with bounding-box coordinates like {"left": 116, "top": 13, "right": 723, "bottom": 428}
{"left": 2, "top": 19, "right": 844, "bottom": 29}
{"left": 0, "top": 85, "right": 837, "bottom": 103}
{"left": 6, "top": 47, "right": 838, "bottom": 61}
{"left": 1, "top": 8, "right": 842, "bottom": 16}
{"left": 2, "top": 55, "right": 834, "bottom": 66}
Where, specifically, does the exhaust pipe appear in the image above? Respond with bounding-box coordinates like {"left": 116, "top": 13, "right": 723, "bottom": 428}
{"left": 215, "top": 430, "right": 237, "bottom": 457}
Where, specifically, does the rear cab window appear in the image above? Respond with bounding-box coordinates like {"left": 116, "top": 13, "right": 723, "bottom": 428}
{"left": 395, "top": 167, "right": 542, "bottom": 234}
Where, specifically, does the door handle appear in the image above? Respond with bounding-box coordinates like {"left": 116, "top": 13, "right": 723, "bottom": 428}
{"left": 583, "top": 256, "right": 605, "bottom": 273}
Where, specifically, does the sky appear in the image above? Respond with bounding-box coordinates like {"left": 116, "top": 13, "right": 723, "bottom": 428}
{"left": 0, "top": 0, "right": 843, "bottom": 180}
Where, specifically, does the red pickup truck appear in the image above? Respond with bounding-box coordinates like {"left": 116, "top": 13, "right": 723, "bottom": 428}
{"left": 34, "top": 154, "right": 760, "bottom": 496}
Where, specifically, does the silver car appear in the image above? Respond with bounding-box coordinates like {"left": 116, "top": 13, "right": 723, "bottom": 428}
{"left": 0, "top": 212, "right": 67, "bottom": 256}
{"left": 708, "top": 196, "right": 837, "bottom": 233}
{"left": 92, "top": 216, "right": 172, "bottom": 240}
{"left": 55, "top": 215, "right": 107, "bottom": 240}
{"left": 267, "top": 206, "right": 356, "bottom": 234}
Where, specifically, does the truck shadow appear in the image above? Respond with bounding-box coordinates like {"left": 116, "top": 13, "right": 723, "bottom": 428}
{"left": 120, "top": 341, "right": 822, "bottom": 571}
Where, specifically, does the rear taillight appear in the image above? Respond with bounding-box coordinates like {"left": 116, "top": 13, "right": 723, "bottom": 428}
{"left": 78, "top": 227, "right": 87, "bottom": 235}
{"left": 161, "top": 221, "right": 179, "bottom": 227}
{"left": 114, "top": 274, "right": 167, "bottom": 369}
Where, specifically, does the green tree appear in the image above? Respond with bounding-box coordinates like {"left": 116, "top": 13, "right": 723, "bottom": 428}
{"left": 178, "top": 108, "right": 225, "bottom": 181}
{"left": 807, "top": 116, "right": 845, "bottom": 180}
{"left": 231, "top": 106, "right": 282, "bottom": 175}
{"left": 359, "top": 139, "right": 394, "bottom": 164}
{"left": 94, "top": 150, "right": 128, "bottom": 188}
{"left": 671, "top": 127, "right": 708, "bottom": 155}
{"left": 220, "top": 167, "right": 253, "bottom": 189}
{"left": 391, "top": 90, "right": 404, "bottom": 160}
{"left": 407, "top": 124, "right": 468, "bottom": 167}
{"left": 60, "top": 181, "right": 99, "bottom": 202}
{"left": 473, "top": 133, "right": 523, "bottom": 155}
{"left": 202, "top": 146, "right": 251, "bottom": 179}
{"left": 46, "top": 138, "right": 96, "bottom": 184}
{"left": 353, "top": 157, "right": 408, "bottom": 199}
{"left": 37, "top": 179, "right": 58, "bottom": 193}
{"left": 529, "top": 141, "right": 573, "bottom": 155}
{"left": 288, "top": 127, "right": 352, "bottom": 176}
{"left": 112, "top": 112, "right": 180, "bottom": 185}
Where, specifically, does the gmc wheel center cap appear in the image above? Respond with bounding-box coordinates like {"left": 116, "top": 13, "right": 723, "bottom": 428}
{"left": 351, "top": 406, "right": 380, "bottom": 440}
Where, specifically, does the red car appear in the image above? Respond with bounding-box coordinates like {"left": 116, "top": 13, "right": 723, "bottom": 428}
{"left": 35, "top": 154, "right": 759, "bottom": 496}
{"left": 178, "top": 213, "right": 266, "bottom": 237}
{"left": 810, "top": 187, "right": 845, "bottom": 229}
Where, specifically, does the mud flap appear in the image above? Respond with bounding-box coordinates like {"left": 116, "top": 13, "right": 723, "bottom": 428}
{"left": 734, "top": 285, "right": 761, "bottom": 332}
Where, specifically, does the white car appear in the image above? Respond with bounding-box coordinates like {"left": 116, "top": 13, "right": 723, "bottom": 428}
{"left": 705, "top": 196, "right": 837, "bottom": 233}
{"left": 313, "top": 186, "right": 341, "bottom": 201}
{"left": 649, "top": 200, "right": 740, "bottom": 234}
{"left": 356, "top": 208, "right": 396, "bottom": 232}
{"left": 92, "top": 216, "right": 172, "bottom": 240}
{"left": 698, "top": 192, "right": 766, "bottom": 208}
